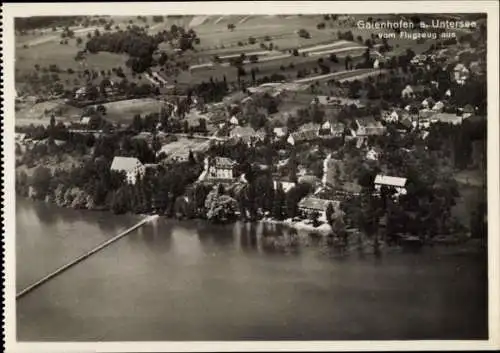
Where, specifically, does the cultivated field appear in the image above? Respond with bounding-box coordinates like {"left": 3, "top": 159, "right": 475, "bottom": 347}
{"left": 91, "top": 98, "right": 164, "bottom": 123}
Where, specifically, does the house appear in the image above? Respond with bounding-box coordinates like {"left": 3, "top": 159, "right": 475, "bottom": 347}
{"left": 410, "top": 54, "right": 427, "bottom": 66}
{"left": 366, "top": 147, "right": 382, "bottom": 161}
{"left": 201, "top": 156, "right": 237, "bottom": 181}
{"left": 229, "top": 116, "right": 239, "bottom": 125}
{"left": 273, "top": 180, "right": 296, "bottom": 193}
{"left": 15, "top": 132, "right": 27, "bottom": 142}
{"left": 462, "top": 104, "right": 475, "bottom": 119}
{"left": 80, "top": 116, "right": 91, "bottom": 125}
{"left": 421, "top": 98, "right": 432, "bottom": 109}
{"left": 318, "top": 121, "right": 345, "bottom": 138}
{"left": 110, "top": 156, "right": 145, "bottom": 185}
{"left": 298, "top": 197, "right": 340, "bottom": 221}
{"left": 287, "top": 129, "right": 318, "bottom": 145}
{"left": 74, "top": 87, "right": 87, "bottom": 99}
{"left": 208, "top": 109, "right": 229, "bottom": 125}
{"left": 230, "top": 126, "right": 264, "bottom": 145}
{"left": 431, "top": 113, "right": 463, "bottom": 125}
{"left": 382, "top": 110, "right": 401, "bottom": 123}
{"left": 401, "top": 85, "right": 415, "bottom": 99}
{"left": 454, "top": 63, "right": 470, "bottom": 85}
{"left": 374, "top": 174, "right": 407, "bottom": 196}
{"left": 432, "top": 101, "right": 445, "bottom": 112}
{"left": 273, "top": 127, "right": 288, "bottom": 138}
{"left": 353, "top": 117, "right": 385, "bottom": 137}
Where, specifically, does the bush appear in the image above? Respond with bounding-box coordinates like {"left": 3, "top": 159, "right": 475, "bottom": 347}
{"left": 298, "top": 29, "right": 311, "bottom": 39}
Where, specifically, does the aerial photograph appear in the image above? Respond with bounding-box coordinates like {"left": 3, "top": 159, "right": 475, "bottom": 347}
{"left": 14, "top": 12, "right": 488, "bottom": 341}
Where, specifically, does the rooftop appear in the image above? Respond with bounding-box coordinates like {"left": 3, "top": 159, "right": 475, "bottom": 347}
{"left": 298, "top": 197, "right": 339, "bottom": 212}
{"left": 110, "top": 156, "right": 143, "bottom": 172}
{"left": 213, "top": 156, "right": 237, "bottom": 169}
{"left": 374, "top": 174, "right": 407, "bottom": 188}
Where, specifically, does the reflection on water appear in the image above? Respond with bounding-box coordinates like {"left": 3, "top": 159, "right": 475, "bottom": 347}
{"left": 16, "top": 198, "right": 488, "bottom": 341}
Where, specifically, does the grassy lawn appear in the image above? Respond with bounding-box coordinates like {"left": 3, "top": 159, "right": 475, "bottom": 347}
{"left": 15, "top": 99, "right": 84, "bottom": 126}
{"left": 159, "top": 137, "right": 211, "bottom": 160}
{"left": 92, "top": 98, "right": 165, "bottom": 124}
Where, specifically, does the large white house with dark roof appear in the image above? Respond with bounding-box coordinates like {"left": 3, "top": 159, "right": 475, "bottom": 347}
{"left": 198, "top": 156, "right": 237, "bottom": 182}
{"left": 374, "top": 174, "right": 407, "bottom": 196}
{"left": 110, "top": 156, "right": 145, "bottom": 185}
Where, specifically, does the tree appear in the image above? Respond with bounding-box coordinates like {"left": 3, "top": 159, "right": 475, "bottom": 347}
{"left": 298, "top": 29, "right": 311, "bottom": 39}
{"left": 227, "top": 23, "right": 235, "bottom": 31}
{"left": 345, "top": 55, "right": 352, "bottom": 70}
{"left": 32, "top": 166, "right": 52, "bottom": 199}
{"left": 131, "top": 114, "right": 143, "bottom": 132}
{"left": 96, "top": 104, "right": 107, "bottom": 115}
{"left": 325, "top": 202, "right": 335, "bottom": 225}
{"left": 272, "top": 182, "right": 286, "bottom": 220}
{"left": 310, "top": 211, "right": 321, "bottom": 227}
{"left": 50, "top": 114, "right": 56, "bottom": 129}
{"left": 188, "top": 150, "right": 196, "bottom": 164}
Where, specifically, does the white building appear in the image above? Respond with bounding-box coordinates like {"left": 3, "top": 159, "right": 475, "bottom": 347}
{"left": 432, "top": 101, "right": 445, "bottom": 112}
{"left": 202, "top": 156, "right": 237, "bottom": 181}
{"left": 229, "top": 116, "right": 239, "bottom": 125}
{"left": 374, "top": 174, "right": 407, "bottom": 196}
{"left": 273, "top": 127, "right": 288, "bottom": 138}
{"left": 401, "top": 85, "right": 415, "bottom": 99}
{"left": 273, "top": 180, "right": 296, "bottom": 193}
{"left": 110, "top": 156, "right": 145, "bottom": 185}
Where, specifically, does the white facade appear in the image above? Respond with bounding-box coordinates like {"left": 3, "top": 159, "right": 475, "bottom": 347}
{"left": 204, "top": 157, "right": 235, "bottom": 180}
{"left": 229, "top": 116, "right": 239, "bottom": 125}
{"left": 110, "top": 156, "right": 145, "bottom": 185}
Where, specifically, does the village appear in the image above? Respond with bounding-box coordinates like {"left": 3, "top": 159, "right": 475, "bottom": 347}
{"left": 14, "top": 13, "right": 487, "bottom": 246}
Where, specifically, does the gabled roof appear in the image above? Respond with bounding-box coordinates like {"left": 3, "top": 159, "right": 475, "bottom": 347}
{"left": 290, "top": 129, "right": 318, "bottom": 142}
{"left": 230, "top": 126, "right": 256, "bottom": 137}
{"left": 110, "top": 156, "right": 143, "bottom": 172}
{"left": 374, "top": 174, "right": 407, "bottom": 188}
{"left": 298, "top": 197, "right": 339, "bottom": 212}
{"left": 273, "top": 127, "right": 288, "bottom": 136}
{"left": 213, "top": 156, "right": 237, "bottom": 169}
{"left": 80, "top": 116, "right": 91, "bottom": 124}
{"left": 431, "top": 112, "right": 463, "bottom": 124}
{"left": 298, "top": 122, "right": 321, "bottom": 132}
{"left": 355, "top": 116, "right": 383, "bottom": 128}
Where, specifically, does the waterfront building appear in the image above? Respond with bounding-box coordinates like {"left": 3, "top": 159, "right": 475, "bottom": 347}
{"left": 110, "top": 156, "right": 146, "bottom": 185}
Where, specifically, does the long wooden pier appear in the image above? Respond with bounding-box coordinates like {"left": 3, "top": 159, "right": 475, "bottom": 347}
{"left": 16, "top": 215, "right": 159, "bottom": 300}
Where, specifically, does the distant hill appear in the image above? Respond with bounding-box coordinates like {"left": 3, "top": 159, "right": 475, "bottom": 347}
{"left": 14, "top": 16, "right": 83, "bottom": 31}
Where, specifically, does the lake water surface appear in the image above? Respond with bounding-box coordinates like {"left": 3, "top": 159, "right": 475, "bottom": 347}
{"left": 16, "top": 198, "right": 488, "bottom": 341}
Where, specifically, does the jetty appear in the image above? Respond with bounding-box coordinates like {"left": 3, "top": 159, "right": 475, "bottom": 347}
{"left": 16, "top": 215, "right": 159, "bottom": 300}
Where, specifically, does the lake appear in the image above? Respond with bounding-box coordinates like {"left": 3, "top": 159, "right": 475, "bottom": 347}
{"left": 16, "top": 198, "right": 488, "bottom": 341}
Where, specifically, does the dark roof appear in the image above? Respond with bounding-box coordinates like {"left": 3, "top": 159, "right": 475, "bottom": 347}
{"left": 298, "top": 197, "right": 339, "bottom": 212}
{"left": 214, "top": 156, "right": 237, "bottom": 169}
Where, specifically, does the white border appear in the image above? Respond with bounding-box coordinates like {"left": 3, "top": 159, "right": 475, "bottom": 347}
{"left": 2, "top": 2, "right": 499, "bottom": 352}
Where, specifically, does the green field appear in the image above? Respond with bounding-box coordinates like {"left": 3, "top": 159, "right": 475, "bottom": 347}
{"left": 92, "top": 98, "right": 164, "bottom": 124}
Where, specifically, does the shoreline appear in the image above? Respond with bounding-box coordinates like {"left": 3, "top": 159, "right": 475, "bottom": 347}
{"left": 18, "top": 194, "right": 484, "bottom": 252}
